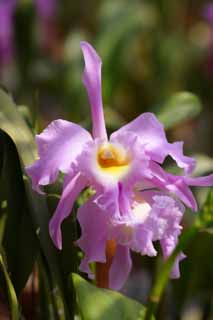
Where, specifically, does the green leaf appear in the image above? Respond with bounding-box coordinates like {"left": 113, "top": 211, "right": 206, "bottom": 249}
{"left": 0, "top": 129, "right": 38, "bottom": 294}
{"left": 96, "top": 1, "right": 157, "bottom": 100}
{"left": 196, "top": 189, "right": 213, "bottom": 232}
{"left": 0, "top": 253, "right": 19, "bottom": 320}
{"left": 0, "top": 89, "right": 75, "bottom": 319}
{"left": 193, "top": 154, "right": 213, "bottom": 176}
{"left": 157, "top": 92, "right": 202, "bottom": 129}
{"left": 144, "top": 226, "right": 198, "bottom": 320}
{"left": 37, "top": 254, "right": 59, "bottom": 320}
{"left": 72, "top": 273, "right": 150, "bottom": 320}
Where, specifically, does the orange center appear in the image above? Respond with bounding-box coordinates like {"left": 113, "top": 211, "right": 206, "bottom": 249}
{"left": 96, "top": 240, "right": 116, "bottom": 288}
{"left": 97, "top": 143, "right": 131, "bottom": 177}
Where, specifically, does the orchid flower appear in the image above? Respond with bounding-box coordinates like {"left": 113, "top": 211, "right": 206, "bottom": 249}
{"left": 35, "top": 0, "right": 57, "bottom": 21}
{"left": 35, "top": 0, "right": 59, "bottom": 56}
{"left": 203, "top": 3, "right": 213, "bottom": 25}
{"left": 26, "top": 42, "right": 213, "bottom": 290}
{"left": 203, "top": 3, "right": 213, "bottom": 75}
{"left": 0, "top": 0, "right": 17, "bottom": 66}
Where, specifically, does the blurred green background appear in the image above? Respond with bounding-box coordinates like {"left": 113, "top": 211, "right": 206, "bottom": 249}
{"left": 2, "top": 0, "right": 212, "bottom": 157}
{"left": 0, "top": 0, "right": 212, "bottom": 319}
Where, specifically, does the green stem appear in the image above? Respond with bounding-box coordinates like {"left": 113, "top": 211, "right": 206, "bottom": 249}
{"left": 0, "top": 254, "right": 19, "bottom": 320}
{"left": 144, "top": 226, "right": 198, "bottom": 320}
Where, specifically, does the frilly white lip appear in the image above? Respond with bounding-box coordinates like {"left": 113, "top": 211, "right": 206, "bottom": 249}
{"left": 132, "top": 201, "right": 151, "bottom": 223}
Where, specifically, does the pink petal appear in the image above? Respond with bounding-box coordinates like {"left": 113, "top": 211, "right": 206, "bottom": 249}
{"left": 185, "top": 174, "right": 213, "bottom": 186}
{"left": 135, "top": 229, "right": 157, "bottom": 257}
{"left": 111, "top": 113, "right": 195, "bottom": 174}
{"left": 77, "top": 197, "right": 108, "bottom": 278}
{"left": 49, "top": 173, "right": 87, "bottom": 249}
{"left": 203, "top": 3, "right": 213, "bottom": 24}
{"left": 0, "top": 0, "right": 16, "bottom": 64}
{"left": 26, "top": 119, "right": 92, "bottom": 193}
{"left": 35, "top": 0, "right": 57, "bottom": 19}
{"left": 109, "top": 245, "right": 132, "bottom": 290}
{"left": 118, "top": 182, "right": 132, "bottom": 217}
{"left": 0, "top": 0, "right": 16, "bottom": 15}
{"left": 167, "top": 178, "right": 198, "bottom": 211}
{"left": 81, "top": 41, "right": 107, "bottom": 140}
{"left": 0, "top": 0, "right": 16, "bottom": 36}
{"left": 94, "top": 185, "right": 120, "bottom": 218}
{"left": 170, "top": 252, "right": 186, "bottom": 278}
{"left": 148, "top": 162, "right": 198, "bottom": 210}
{"left": 160, "top": 236, "right": 186, "bottom": 278}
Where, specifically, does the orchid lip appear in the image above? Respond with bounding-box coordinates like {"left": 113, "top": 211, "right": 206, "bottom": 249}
{"left": 96, "top": 142, "right": 131, "bottom": 179}
{"left": 110, "top": 198, "right": 151, "bottom": 246}
{"left": 132, "top": 201, "right": 151, "bottom": 223}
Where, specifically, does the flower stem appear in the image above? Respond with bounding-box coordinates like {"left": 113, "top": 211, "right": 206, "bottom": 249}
{"left": 144, "top": 226, "right": 198, "bottom": 320}
{"left": 96, "top": 240, "right": 116, "bottom": 289}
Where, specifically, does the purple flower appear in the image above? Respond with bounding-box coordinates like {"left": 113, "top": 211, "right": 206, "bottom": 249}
{"left": 203, "top": 3, "right": 213, "bottom": 24}
{"left": 203, "top": 3, "right": 213, "bottom": 75}
{"left": 0, "top": 0, "right": 17, "bottom": 65}
{"left": 35, "top": 0, "right": 60, "bottom": 58}
{"left": 26, "top": 42, "right": 213, "bottom": 290}
{"left": 35, "top": 0, "right": 57, "bottom": 20}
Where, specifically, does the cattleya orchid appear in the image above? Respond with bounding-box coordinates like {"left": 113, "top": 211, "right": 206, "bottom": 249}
{"left": 26, "top": 42, "right": 213, "bottom": 290}
{"left": 35, "top": 0, "right": 59, "bottom": 56}
{"left": 35, "top": 0, "right": 57, "bottom": 21}
{"left": 203, "top": 3, "right": 213, "bottom": 24}
{"left": 0, "top": 0, "right": 17, "bottom": 66}
{"left": 203, "top": 3, "right": 213, "bottom": 75}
